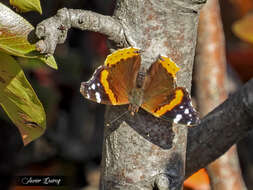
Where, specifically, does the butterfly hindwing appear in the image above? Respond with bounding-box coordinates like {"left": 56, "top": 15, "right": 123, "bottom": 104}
{"left": 141, "top": 56, "right": 199, "bottom": 125}
{"left": 154, "top": 87, "right": 199, "bottom": 125}
{"left": 80, "top": 47, "right": 141, "bottom": 105}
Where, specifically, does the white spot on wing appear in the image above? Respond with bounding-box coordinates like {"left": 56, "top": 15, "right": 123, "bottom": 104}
{"left": 91, "top": 83, "right": 96, "bottom": 90}
{"left": 173, "top": 114, "right": 182, "bottom": 123}
{"left": 184, "top": 109, "right": 189, "bottom": 114}
{"left": 97, "top": 83, "right": 100, "bottom": 87}
{"left": 187, "top": 121, "right": 192, "bottom": 125}
{"left": 95, "top": 92, "right": 101, "bottom": 103}
{"left": 86, "top": 92, "right": 90, "bottom": 99}
{"left": 180, "top": 106, "right": 184, "bottom": 109}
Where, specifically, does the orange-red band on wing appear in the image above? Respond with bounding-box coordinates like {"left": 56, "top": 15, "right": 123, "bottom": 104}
{"left": 159, "top": 56, "right": 180, "bottom": 78}
{"left": 104, "top": 47, "right": 139, "bottom": 67}
{"left": 100, "top": 70, "right": 117, "bottom": 105}
{"left": 153, "top": 88, "right": 184, "bottom": 117}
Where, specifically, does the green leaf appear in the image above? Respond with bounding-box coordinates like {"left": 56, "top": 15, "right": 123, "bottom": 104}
{"left": 10, "top": 0, "right": 42, "bottom": 14}
{"left": 0, "top": 2, "right": 57, "bottom": 69}
{"left": 0, "top": 52, "right": 46, "bottom": 145}
{"left": 17, "top": 56, "right": 58, "bottom": 70}
{"left": 17, "top": 57, "right": 45, "bottom": 69}
{"left": 39, "top": 56, "right": 57, "bottom": 70}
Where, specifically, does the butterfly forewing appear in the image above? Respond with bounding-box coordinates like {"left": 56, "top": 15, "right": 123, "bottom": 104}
{"left": 141, "top": 57, "right": 200, "bottom": 125}
{"left": 142, "top": 56, "right": 176, "bottom": 102}
{"left": 80, "top": 47, "right": 141, "bottom": 105}
{"left": 80, "top": 66, "right": 113, "bottom": 104}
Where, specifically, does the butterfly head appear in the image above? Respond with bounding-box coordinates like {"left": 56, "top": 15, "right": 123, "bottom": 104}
{"left": 128, "top": 104, "right": 139, "bottom": 115}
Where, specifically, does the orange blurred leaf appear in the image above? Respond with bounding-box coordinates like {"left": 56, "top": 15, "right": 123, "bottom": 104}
{"left": 184, "top": 169, "right": 210, "bottom": 190}
{"left": 232, "top": 13, "right": 253, "bottom": 44}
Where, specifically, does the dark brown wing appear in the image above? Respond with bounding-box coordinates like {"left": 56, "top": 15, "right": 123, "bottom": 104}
{"left": 80, "top": 47, "right": 141, "bottom": 105}
{"left": 141, "top": 56, "right": 199, "bottom": 125}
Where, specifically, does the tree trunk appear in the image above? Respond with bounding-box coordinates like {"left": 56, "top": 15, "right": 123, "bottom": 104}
{"left": 101, "top": 0, "right": 205, "bottom": 189}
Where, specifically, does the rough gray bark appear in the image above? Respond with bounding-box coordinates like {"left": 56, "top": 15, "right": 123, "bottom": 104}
{"left": 101, "top": 1, "right": 204, "bottom": 189}
{"left": 35, "top": 0, "right": 203, "bottom": 189}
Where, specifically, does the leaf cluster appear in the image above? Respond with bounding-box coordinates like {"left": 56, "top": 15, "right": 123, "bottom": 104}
{"left": 0, "top": 0, "right": 57, "bottom": 145}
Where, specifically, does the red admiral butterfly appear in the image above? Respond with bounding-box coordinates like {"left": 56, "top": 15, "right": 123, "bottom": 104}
{"left": 80, "top": 47, "right": 199, "bottom": 126}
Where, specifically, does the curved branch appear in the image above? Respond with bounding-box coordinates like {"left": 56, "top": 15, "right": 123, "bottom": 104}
{"left": 186, "top": 78, "right": 253, "bottom": 178}
{"left": 35, "top": 8, "right": 127, "bottom": 55}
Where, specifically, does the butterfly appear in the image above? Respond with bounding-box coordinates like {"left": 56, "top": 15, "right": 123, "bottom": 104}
{"left": 80, "top": 47, "right": 200, "bottom": 126}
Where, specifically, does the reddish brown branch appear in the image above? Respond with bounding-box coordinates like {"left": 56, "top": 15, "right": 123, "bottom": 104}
{"left": 195, "top": 0, "right": 227, "bottom": 113}
{"left": 194, "top": 0, "right": 246, "bottom": 189}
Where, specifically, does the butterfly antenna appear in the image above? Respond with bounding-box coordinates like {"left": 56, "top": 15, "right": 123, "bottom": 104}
{"left": 105, "top": 110, "right": 129, "bottom": 127}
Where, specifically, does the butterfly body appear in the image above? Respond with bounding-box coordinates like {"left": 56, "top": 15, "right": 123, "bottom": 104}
{"left": 80, "top": 47, "right": 200, "bottom": 126}
{"left": 128, "top": 70, "right": 149, "bottom": 114}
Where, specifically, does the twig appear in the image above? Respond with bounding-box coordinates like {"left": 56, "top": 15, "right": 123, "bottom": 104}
{"left": 35, "top": 8, "right": 127, "bottom": 55}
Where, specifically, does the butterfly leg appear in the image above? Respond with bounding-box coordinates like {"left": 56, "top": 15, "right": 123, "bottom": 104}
{"left": 128, "top": 104, "right": 139, "bottom": 115}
